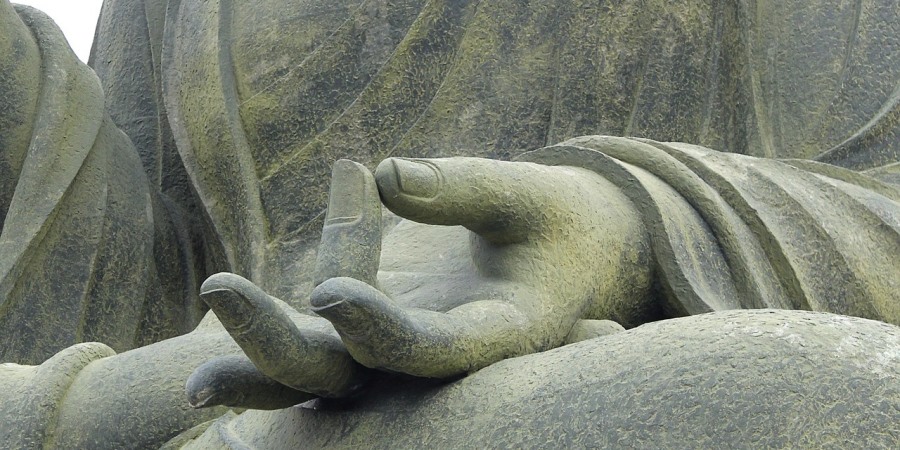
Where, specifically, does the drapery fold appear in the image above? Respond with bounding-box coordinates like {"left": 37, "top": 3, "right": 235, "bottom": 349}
{"left": 0, "top": 5, "right": 207, "bottom": 364}
{"left": 521, "top": 136, "right": 900, "bottom": 325}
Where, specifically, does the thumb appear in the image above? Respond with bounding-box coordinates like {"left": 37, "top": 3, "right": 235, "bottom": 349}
{"left": 375, "top": 157, "right": 562, "bottom": 243}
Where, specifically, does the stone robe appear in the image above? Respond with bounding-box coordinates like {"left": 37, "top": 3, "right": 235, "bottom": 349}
{"left": 92, "top": 0, "right": 900, "bottom": 303}
{"left": 0, "top": 4, "right": 213, "bottom": 364}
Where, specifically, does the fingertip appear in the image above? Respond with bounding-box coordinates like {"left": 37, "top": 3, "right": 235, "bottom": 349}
{"left": 199, "top": 287, "right": 243, "bottom": 315}
{"left": 186, "top": 384, "right": 219, "bottom": 409}
{"left": 325, "top": 159, "right": 377, "bottom": 223}
{"left": 310, "top": 276, "right": 364, "bottom": 311}
{"left": 375, "top": 158, "right": 441, "bottom": 202}
{"left": 200, "top": 272, "right": 251, "bottom": 296}
{"left": 186, "top": 355, "right": 316, "bottom": 410}
{"left": 185, "top": 357, "right": 235, "bottom": 409}
{"left": 316, "top": 159, "right": 382, "bottom": 285}
{"left": 310, "top": 277, "right": 400, "bottom": 342}
{"left": 373, "top": 157, "right": 539, "bottom": 242}
{"left": 332, "top": 158, "right": 367, "bottom": 173}
{"left": 374, "top": 158, "right": 401, "bottom": 200}
{"left": 198, "top": 273, "right": 268, "bottom": 332}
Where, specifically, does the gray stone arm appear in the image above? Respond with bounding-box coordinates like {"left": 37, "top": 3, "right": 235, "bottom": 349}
{"left": 0, "top": 317, "right": 240, "bottom": 448}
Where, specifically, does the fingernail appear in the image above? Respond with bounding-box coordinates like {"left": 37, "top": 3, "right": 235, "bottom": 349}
{"left": 187, "top": 387, "right": 217, "bottom": 409}
{"left": 311, "top": 300, "right": 367, "bottom": 341}
{"left": 309, "top": 282, "right": 350, "bottom": 312}
{"left": 201, "top": 288, "right": 249, "bottom": 314}
{"left": 325, "top": 160, "right": 369, "bottom": 225}
{"left": 186, "top": 366, "right": 221, "bottom": 408}
{"left": 309, "top": 278, "right": 370, "bottom": 338}
{"left": 200, "top": 288, "right": 254, "bottom": 332}
{"left": 376, "top": 158, "right": 440, "bottom": 199}
{"left": 310, "top": 296, "right": 345, "bottom": 312}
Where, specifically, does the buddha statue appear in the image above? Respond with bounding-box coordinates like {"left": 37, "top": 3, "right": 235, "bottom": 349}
{"left": 0, "top": 0, "right": 897, "bottom": 447}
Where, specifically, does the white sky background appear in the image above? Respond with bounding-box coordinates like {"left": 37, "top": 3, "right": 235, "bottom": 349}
{"left": 14, "top": 0, "right": 104, "bottom": 62}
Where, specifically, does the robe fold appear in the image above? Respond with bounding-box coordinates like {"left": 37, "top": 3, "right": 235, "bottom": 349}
{"left": 0, "top": 4, "right": 208, "bottom": 364}
{"left": 153, "top": 0, "right": 900, "bottom": 302}
{"left": 522, "top": 136, "right": 899, "bottom": 325}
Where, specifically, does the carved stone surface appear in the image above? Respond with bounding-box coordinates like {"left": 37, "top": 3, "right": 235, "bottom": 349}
{"left": 94, "top": 0, "right": 900, "bottom": 306}
{"left": 0, "top": 2, "right": 211, "bottom": 365}
{"left": 173, "top": 310, "right": 900, "bottom": 449}
{"left": 0, "top": 0, "right": 898, "bottom": 448}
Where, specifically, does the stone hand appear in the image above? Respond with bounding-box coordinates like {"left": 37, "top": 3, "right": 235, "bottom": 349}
{"left": 311, "top": 157, "right": 651, "bottom": 378}
{"left": 186, "top": 160, "right": 381, "bottom": 409}
{"left": 188, "top": 156, "right": 651, "bottom": 409}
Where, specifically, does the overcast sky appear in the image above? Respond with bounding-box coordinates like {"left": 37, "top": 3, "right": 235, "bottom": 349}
{"left": 15, "top": 0, "right": 103, "bottom": 62}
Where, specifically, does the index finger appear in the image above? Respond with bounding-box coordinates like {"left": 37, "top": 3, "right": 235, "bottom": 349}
{"left": 313, "top": 159, "right": 382, "bottom": 286}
